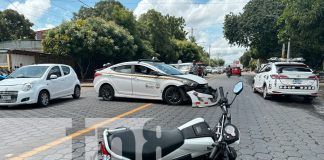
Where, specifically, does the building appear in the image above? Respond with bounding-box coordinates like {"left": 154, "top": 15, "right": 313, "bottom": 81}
{"left": 0, "top": 40, "right": 73, "bottom": 72}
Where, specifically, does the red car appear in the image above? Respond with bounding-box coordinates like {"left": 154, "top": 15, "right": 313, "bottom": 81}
{"left": 231, "top": 67, "right": 241, "bottom": 76}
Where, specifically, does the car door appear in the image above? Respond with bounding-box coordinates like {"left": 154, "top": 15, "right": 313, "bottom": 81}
{"left": 60, "top": 65, "right": 74, "bottom": 95}
{"left": 132, "top": 65, "right": 160, "bottom": 97}
{"left": 110, "top": 65, "right": 133, "bottom": 95}
{"left": 46, "top": 66, "right": 64, "bottom": 98}
{"left": 255, "top": 65, "right": 267, "bottom": 88}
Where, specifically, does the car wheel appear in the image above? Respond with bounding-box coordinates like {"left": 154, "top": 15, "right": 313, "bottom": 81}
{"left": 72, "top": 85, "right": 81, "bottom": 99}
{"left": 100, "top": 84, "right": 114, "bottom": 101}
{"left": 263, "top": 85, "right": 270, "bottom": 99}
{"left": 252, "top": 84, "right": 257, "bottom": 93}
{"left": 38, "top": 90, "right": 50, "bottom": 107}
{"left": 164, "top": 86, "right": 183, "bottom": 105}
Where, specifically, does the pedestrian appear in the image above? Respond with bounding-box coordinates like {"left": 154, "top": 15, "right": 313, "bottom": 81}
{"left": 190, "top": 60, "right": 198, "bottom": 75}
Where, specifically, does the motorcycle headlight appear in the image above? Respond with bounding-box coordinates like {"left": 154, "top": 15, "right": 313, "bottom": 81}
{"left": 182, "top": 79, "right": 198, "bottom": 87}
{"left": 22, "top": 83, "right": 32, "bottom": 91}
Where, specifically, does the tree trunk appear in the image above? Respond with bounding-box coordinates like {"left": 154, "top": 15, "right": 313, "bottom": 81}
{"left": 76, "top": 58, "right": 91, "bottom": 82}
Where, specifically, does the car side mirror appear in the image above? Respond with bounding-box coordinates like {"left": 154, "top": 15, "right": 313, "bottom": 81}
{"left": 50, "top": 74, "right": 58, "bottom": 79}
{"left": 233, "top": 81, "right": 243, "bottom": 95}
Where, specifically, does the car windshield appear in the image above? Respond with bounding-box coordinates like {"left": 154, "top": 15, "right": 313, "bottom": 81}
{"left": 149, "top": 63, "right": 183, "bottom": 75}
{"left": 8, "top": 66, "right": 49, "bottom": 78}
{"left": 276, "top": 65, "right": 312, "bottom": 73}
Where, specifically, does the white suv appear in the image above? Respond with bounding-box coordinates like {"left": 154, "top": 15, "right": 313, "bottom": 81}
{"left": 253, "top": 61, "right": 319, "bottom": 102}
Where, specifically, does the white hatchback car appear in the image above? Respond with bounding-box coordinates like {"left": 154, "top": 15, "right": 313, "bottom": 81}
{"left": 253, "top": 61, "right": 319, "bottom": 102}
{"left": 94, "top": 61, "right": 218, "bottom": 107}
{"left": 0, "top": 64, "right": 81, "bottom": 107}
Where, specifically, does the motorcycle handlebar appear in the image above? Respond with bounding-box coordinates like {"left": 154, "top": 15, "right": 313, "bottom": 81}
{"left": 209, "top": 145, "right": 218, "bottom": 159}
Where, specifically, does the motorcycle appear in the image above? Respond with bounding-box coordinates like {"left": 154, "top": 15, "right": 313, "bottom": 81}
{"left": 98, "top": 82, "right": 244, "bottom": 160}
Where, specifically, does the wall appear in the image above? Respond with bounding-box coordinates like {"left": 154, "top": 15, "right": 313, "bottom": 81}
{"left": 11, "top": 54, "right": 35, "bottom": 70}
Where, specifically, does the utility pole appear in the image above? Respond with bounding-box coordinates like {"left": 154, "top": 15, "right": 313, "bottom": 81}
{"left": 287, "top": 38, "right": 291, "bottom": 60}
{"left": 281, "top": 43, "right": 285, "bottom": 59}
{"left": 208, "top": 45, "right": 211, "bottom": 66}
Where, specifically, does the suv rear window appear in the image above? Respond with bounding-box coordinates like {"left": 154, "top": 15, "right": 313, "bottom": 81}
{"left": 276, "top": 64, "right": 312, "bottom": 73}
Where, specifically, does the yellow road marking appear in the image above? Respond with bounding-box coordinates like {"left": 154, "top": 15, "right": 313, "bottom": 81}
{"left": 10, "top": 103, "right": 152, "bottom": 160}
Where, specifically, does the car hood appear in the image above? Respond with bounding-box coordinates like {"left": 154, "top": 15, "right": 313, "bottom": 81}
{"left": 0, "top": 78, "right": 40, "bottom": 86}
{"left": 174, "top": 74, "right": 207, "bottom": 84}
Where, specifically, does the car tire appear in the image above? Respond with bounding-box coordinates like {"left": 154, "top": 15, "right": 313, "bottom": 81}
{"left": 72, "top": 85, "right": 81, "bottom": 99}
{"left": 263, "top": 85, "right": 270, "bottom": 99}
{"left": 100, "top": 84, "right": 114, "bottom": 101}
{"left": 164, "top": 86, "right": 183, "bottom": 105}
{"left": 38, "top": 90, "right": 50, "bottom": 107}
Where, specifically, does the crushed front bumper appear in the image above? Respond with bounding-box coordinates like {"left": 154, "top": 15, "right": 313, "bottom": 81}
{"left": 183, "top": 84, "right": 218, "bottom": 108}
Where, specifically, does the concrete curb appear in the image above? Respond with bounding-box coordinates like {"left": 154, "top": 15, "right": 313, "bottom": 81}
{"left": 81, "top": 83, "right": 94, "bottom": 87}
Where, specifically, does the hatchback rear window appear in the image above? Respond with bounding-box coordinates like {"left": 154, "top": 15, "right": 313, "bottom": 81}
{"left": 276, "top": 65, "right": 311, "bottom": 73}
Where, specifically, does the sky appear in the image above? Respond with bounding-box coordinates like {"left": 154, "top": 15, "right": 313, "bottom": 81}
{"left": 0, "top": 0, "right": 248, "bottom": 64}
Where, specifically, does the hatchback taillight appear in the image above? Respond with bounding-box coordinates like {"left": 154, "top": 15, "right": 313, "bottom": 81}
{"left": 271, "top": 74, "right": 288, "bottom": 79}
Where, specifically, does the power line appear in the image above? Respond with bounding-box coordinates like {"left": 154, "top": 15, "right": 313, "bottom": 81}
{"left": 77, "top": 0, "right": 91, "bottom": 7}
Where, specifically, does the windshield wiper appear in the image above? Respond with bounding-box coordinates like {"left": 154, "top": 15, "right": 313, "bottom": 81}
{"left": 16, "top": 76, "right": 33, "bottom": 78}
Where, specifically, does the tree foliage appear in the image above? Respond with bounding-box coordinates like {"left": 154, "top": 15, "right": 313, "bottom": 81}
{"left": 42, "top": 17, "right": 136, "bottom": 80}
{"left": 0, "top": 9, "right": 34, "bottom": 41}
{"left": 224, "top": 0, "right": 285, "bottom": 59}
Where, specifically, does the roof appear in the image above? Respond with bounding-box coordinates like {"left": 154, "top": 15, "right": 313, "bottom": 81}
{"left": 24, "top": 64, "right": 70, "bottom": 67}
{"left": 273, "top": 62, "right": 306, "bottom": 65}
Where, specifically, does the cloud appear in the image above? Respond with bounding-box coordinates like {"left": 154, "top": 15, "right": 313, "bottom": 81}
{"left": 35, "top": 23, "right": 55, "bottom": 31}
{"left": 7, "top": 0, "right": 51, "bottom": 23}
{"left": 134, "top": 0, "right": 248, "bottom": 63}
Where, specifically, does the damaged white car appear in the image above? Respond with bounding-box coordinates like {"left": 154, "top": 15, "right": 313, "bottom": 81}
{"left": 93, "top": 60, "right": 217, "bottom": 107}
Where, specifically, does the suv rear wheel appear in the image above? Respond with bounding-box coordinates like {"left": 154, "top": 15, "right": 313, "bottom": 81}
{"left": 263, "top": 85, "right": 270, "bottom": 99}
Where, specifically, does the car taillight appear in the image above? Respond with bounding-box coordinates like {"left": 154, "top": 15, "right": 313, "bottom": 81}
{"left": 94, "top": 72, "right": 102, "bottom": 78}
{"left": 271, "top": 74, "right": 288, "bottom": 79}
{"left": 308, "top": 75, "right": 319, "bottom": 80}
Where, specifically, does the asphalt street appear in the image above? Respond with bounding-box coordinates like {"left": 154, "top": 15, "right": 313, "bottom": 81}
{"left": 0, "top": 74, "right": 324, "bottom": 160}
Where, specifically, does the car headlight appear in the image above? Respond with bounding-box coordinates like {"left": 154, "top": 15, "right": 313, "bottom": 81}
{"left": 22, "top": 83, "right": 32, "bottom": 91}
{"left": 182, "top": 79, "right": 198, "bottom": 87}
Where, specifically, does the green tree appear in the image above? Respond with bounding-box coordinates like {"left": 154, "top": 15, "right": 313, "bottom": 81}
{"left": 172, "top": 39, "right": 204, "bottom": 62}
{"left": 74, "top": 0, "right": 155, "bottom": 59}
{"left": 224, "top": 0, "right": 285, "bottom": 60}
{"left": 42, "top": 17, "right": 136, "bottom": 80}
{"left": 278, "top": 0, "right": 324, "bottom": 69}
{"left": 240, "top": 51, "right": 252, "bottom": 68}
{"left": 0, "top": 9, "right": 34, "bottom": 41}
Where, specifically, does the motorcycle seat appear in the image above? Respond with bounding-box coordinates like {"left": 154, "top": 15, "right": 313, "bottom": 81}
{"left": 108, "top": 128, "right": 184, "bottom": 160}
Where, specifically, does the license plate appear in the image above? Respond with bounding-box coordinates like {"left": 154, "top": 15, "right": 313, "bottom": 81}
{"left": 1, "top": 95, "right": 11, "bottom": 100}
{"left": 293, "top": 79, "right": 302, "bottom": 84}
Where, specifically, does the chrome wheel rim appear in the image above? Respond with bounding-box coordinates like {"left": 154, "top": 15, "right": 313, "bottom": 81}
{"left": 41, "top": 92, "right": 49, "bottom": 105}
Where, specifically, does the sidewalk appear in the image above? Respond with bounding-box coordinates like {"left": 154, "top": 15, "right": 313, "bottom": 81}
{"left": 81, "top": 83, "right": 94, "bottom": 87}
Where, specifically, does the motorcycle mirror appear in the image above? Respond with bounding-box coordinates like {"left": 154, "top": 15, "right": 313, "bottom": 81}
{"left": 233, "top": 81, "right": 243, "bottom": 95}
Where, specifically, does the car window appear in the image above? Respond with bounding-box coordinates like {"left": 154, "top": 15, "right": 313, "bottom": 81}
{"left": 47, "top": 66, "right": 62, "bottom": 79}
{"left": 148, "top": 62, "right": 183, "bottom": 75}
{"left": 8, "top": 66, "right": 49, "bottom": 78}
{"left": 113, "top": 65, "right": 132, "bottom": 74}
{"left": 61, "top": 66, "right": 70, "bottom": 75}
{"left": 134, "top": 65, "right": 154, "bottom": 75}
{"left": 276, "top": 64, "right": 312, "bottom": 73}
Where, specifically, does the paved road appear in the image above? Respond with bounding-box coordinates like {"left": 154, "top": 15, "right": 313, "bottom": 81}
{"left": 0, "top": 75, "right": 324, "bottom": 160}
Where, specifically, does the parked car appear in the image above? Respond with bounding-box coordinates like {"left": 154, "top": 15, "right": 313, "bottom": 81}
{"left": 177, "top": 63, "right": 193, "bottom": 74}
{"left": 205, "top": 66, "right": 212, "bottom": 73}
{"left": 252, "top": 61, "right": 319, "bottom": 102}
{"left": 93, "top": 60, "right": 218, "bottom": 107}
{"left": 231, "top": 67, "right": 242, "bottom": 76}
{"left": 0, "top": 68, "right": 9, "bottom": 80}
{"left": 0, "top": 64, "right": 81, "bottom": 107}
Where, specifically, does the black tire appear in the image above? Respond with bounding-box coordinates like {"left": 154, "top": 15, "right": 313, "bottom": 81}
{"left": 252, "top": 81, "right": 257, "bottom": 93}
{"left": 164, "top": 86, "right": 183, "bottom": 105}
{"left": 38, "top": 90, "right": 50, "bottom": 107}
{"left": 100, "top": 84, "right": 114, "bottom": 101}
{"left": 72, "top": 85, "right": 81, "bottom": 99}
{"left": 263, "top": 85, "right": 270, "bottom": 100}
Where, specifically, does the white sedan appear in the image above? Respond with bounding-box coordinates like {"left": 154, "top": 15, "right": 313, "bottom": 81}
{"left": 0, "top": 64, "right": 81, "bottom": 107}
{"left": 94, "top": 61, "right": 218, "bottom": 107}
